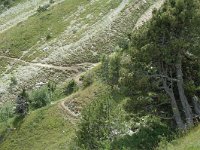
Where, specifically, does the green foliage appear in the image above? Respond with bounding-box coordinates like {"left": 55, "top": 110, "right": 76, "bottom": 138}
{"left": 76, "top": 94, "right": 127, "bottom": 150}
{"left": 0, "top": 0, "right": 14, "bottom": 7}
{"left": 37, "top": 4, "right": 50, "bottom": 13}
{"left": 0, "top": 0, "right": 24, "bottom": 13}
{"left": 118, "top": 38, "right": 130, "bottom": 50}
{"left": 0, "top": 102, "right": 14, "bottom": 123}
{"left": 112, "top": 115, "right": 172, "bottom": 150}
{"left": 108, "top": 52, "right": 121, "bottom": 86}
{"left": 29, "top": 86, "right": 51, "bottom": 109}
{"left": 64, "top": 79, "right": 78, "bottom": 96}
{"left": 46, "top": 33, "right": 52, "bottom": 41}
{"left": 81, "top": 72, "right": 94, "bottom": 88}
{"left": 49, "top": 0, "right": 54, "bottom": 4}
{"left": 15, "top": 89, "right": 29, "bottom": 116}
{"left": 10, "top": 76, "right": 17, "bottom": 86}
{"left": 100, "top": 54, "right": 109, "bottom": 82}
{"left": 116, "top": 0, "right": 200, "bottom": 129}
{"left": 100, "top": 51, "right": 121, "bottom": 86}
{"left": 0, "top": 105, "right": 75, "bottom": 150}
{"left": 47, "top": 81, "right": 56, "bottom": 93}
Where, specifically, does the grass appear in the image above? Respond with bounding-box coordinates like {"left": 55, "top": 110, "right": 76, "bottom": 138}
{"left": 0, "top": 0, "right": 86, "bottom": 58}
{"left": 0, "top": 58, "right": 10, "bottom": 74}
{"left": 0, "top": 0, "right": 167, "bottom": 148}
{"left": 0, "top": 80, "right": 109, "bottom": 149}
{"left": 158, "top": 125, "right": 200, "bottom": 150}
{"left": 0, "top": 104, "right": 75, "bottom": 150}
{"left": 0, "top": 0, "right": 122, "bottom": 60}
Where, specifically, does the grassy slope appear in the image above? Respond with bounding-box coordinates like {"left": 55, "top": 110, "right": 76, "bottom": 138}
{"left": 0, "top": 82, "right": 107, "bottom": 150}
{"left": 0, "top": 104, "right": 75, "bottom": 150}
{"left": 0, "top": 0, "right": 165, "bottom": 149}
{"left": 159, "top": 126, "right": 200, "bottom": 150}
{"left": 0, "top": 0, "right": 86, "bottom": 58}
{"left": 0, "top": 0, "right": 122, "bottom": 76}
{"left": 0, "top": 0, "right": 121, "bottom": 59}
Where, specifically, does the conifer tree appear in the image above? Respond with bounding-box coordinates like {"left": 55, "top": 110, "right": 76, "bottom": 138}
{"left": 131, "top": 0, "right": 199, "bottom": 129}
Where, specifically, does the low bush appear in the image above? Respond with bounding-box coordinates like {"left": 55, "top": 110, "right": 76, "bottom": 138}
{"left": 112, "top": 115, "right": 172, "bottom": 150}
{"left": 15, "top": 89, "right": 29, "bottom": 116}
{"left": 0, "top": 102, "right": 14, "bottom": 123}
{"left": 75, "top": 94, "right": 127, "bottom": 150}
{"left": 64, "top": 79, "right": 78, "bottom": 96}
{"left": 37, "top": 4, "right": 50, "bottom": 13}
{"left": 29, "top": 87, "right": 51, "bottom": 109}
{"left": 80, "top": 72, "right": 94, "bottom": 88}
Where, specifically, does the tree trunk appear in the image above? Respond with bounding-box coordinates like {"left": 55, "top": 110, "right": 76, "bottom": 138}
{"left": 169, "top": 91, "right": 185, "bottom": 129}
{"left": 192, "top": 96, "right": 200, "bottom": 116}
{"left": 176, "top": 58, "right": 194, "bottom": 128}
{"left": 162, "top": 78, "right": 185, "bottom": 129}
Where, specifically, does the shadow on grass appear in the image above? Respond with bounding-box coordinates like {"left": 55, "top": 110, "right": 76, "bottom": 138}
{"left": 12, "top": 115, "right": 25, "bottom": 129}
{"left": 0, "top": 116, "right": 25, "bottom": 144}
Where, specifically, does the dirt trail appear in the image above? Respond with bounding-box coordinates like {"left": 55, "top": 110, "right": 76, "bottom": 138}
{"left": 0, "top": 55, "right": 96, "bottom": 72}
{"left": 59, "top": 0, "right": 166, "bottom": 114}
{"left": 0, "top": 0, "right": 165, "bottom": 102}
{"left": 40, "top": 0, "right": 165, "bottom": 64}
{"left": 0, "top": 0, "right": 64, "bottom": 33}
{"left": 60, "top": 100, "right": 79, "bottom": 118}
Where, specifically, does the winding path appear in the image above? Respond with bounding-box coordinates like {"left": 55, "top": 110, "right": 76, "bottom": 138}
{"left": 0, "top": 0, "right": 165, "bottom": 102}
{"left": 0, "top": 55, "right": 96, "bottom": 73}
{"left": 59, "top": 0, "right": 166, "bottom": 116}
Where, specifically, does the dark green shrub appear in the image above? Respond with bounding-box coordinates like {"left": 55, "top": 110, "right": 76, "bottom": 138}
{"left": 46, "top": 34, "right": 52, "bottom": 40}
{"left": 100, "top": 52, "right": 121, "bottom": 86}
{"left": 0, "top": 0, "right": 18, "bottom": 10}
{"left": 112, "top": 116, "right": 172, "bottom": 150}
{"left": 64, "top": 79, "right": 78, "bottom": 96}
{"left": 100, "top": 54, "right": 109, "bottom": 81}
{"left": 108, "top": 52, "right": 120, "bottom": 86}
{"left": 81, "top": 72, "right": 94, "bottom": 88}
{"left": 10, "top": 76, "right": 17, "bottom": 86}
{"left": 29, "top": 87, "right": 51, "bottom": 109}
{"left": 37, "top": 4, "right": 50, "bottom": 13}
{"left": 15, "top": 89, "right": 29, "bottom": 116}
{"left": 118, "top": 38, "right": 129, "bottom": 50}
{"left": 47, "top": 81, "right": 56, "bottom": 93}
{"left": 76, "top": 95, "right": 127, "bottom": 150}
{"left": 49, "top": 0, "right": 54, "bottom": 4}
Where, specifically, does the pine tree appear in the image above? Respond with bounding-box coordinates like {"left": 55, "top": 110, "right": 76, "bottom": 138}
{"left": 130, "top": 0, "right": 199, "bottom": 129}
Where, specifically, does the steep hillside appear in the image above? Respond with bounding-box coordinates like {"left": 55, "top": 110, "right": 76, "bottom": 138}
{"left": 0, "top": 0, "right": 163, "bottom": 103}
{"left": 2, "top": 0, "right": 200, "bottom": 149}
{"left": 0, "top": 103, "right": 76, "bottom": 150}
{"left": 0, "top": 81, "right": 106, "bottom": 149}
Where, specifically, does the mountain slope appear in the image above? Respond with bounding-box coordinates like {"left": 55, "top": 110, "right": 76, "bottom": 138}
{"left": 0, "top": 0, "right": 162, "bottom": 104}
{"left": 0, "top": 82, "right": 105, "bottom": 150}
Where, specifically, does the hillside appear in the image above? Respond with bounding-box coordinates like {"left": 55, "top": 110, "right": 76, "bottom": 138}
{"left": 0, "top": 0, "right": 163, "bottom": 103}
{"left": 1, "top": 0, "right": 200, "bottom": 149}
{"left": 0, "top": 0, "right": 166, "bottom": 149}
